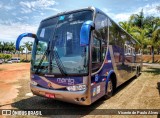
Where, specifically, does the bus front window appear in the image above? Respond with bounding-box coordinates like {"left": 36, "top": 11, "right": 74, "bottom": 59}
{"left": 32, "top": 10, "right": 93, "bottom": 75}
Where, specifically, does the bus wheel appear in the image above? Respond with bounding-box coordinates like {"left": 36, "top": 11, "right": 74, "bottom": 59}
{"left": 136, "top": 67, "right": 140, "bottom": 77}
{"left": 103, "top": 79, "right": 113, "bottom": 99}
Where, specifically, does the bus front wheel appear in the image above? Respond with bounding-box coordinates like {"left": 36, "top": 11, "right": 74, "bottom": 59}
{"left": 103, "top": 79, "right": 114, "bottom": 99}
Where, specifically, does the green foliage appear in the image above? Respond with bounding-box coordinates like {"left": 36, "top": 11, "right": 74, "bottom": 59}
{"left": 24, "top": 41, "right": 33, "bottom": 60}
{"left": 0, "top": 41, "right": 33, "bottom": 61}
{"left": 0, "top": 42, "right": 16, "bottom": 53}
{"left": 119, "top": 10, "right": 160, "bottom": 62}
{"left": 24, "top": 41, "right": 33, "bottom": 51}
{"left": 0, "top": 53, "right": 12, "bottom": 60}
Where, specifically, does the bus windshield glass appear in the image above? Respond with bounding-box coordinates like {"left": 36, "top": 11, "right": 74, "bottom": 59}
{"left": 31, "top": 10, "right": 93, "bottom": 75}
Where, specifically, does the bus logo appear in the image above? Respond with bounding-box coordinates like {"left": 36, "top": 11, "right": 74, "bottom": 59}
{"left": 57, "top": 78, "right": 74, "bottom": 85}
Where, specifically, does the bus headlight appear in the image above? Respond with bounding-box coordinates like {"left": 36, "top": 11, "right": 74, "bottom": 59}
{"left": 31, "top": 80, "right": 38, "bottom": 86}
{"left": 66, "top": 84, "right": 86, "bottom": 91}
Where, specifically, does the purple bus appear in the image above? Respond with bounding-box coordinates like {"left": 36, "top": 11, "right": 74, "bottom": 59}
{"left": 16, "top": 7, "right": 142, "bottom": 105}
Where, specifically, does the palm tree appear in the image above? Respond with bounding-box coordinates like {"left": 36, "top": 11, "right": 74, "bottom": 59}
{"left": 131, "top": 27, "right": 149, "bottom": 53}
{"left": 2, "top": 42, "right": 10, "bottom": 53}
{"left": 129, "top": 9, "right": 144, "bottom": 28}
{"left": 18, "top": 45, "right": 25, "bottom": 57}
{"left": 144, "top": 17, "right": 160, "bottom": 62}
{"left": 119, "top": 9, "right": 160, "bottom": 63}
{"left": 150, "top": 28, "right": 160, "bottom": 62}
{"left": 119, "top": 21, "right": 139, "bottom": 37}
{"left": 0, "top": 42, "right": 3, "bottom": 53}
{"left": 156, "top": 6, "right": 160, "bottom": 12}
{"left": 9, "top": 42, "right": 15, "bottom": 55}
{"left": 119, "top": 21, "right": 131, "bottom": 32}
{"left": 24, "top": 41, "right": 33, "bottom": 60}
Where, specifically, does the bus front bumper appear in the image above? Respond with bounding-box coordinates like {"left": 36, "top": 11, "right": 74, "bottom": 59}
{"left": 30, "top": 84, "right": 91, "bottom": 105}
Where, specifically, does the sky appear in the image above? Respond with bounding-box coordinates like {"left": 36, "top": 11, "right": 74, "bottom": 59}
{"left": 0, "top": 0, "right": 160, "bottom": 43}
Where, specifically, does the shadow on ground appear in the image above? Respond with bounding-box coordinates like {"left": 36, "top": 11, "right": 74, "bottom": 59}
{"left": 114, "top": 75, "right": 138, "bottom": 95}
{"left": 142, "top": 67, "right": 160, "bottom": 75}
{"left": 157, "top": 82, "right": 160, "bottom": 96}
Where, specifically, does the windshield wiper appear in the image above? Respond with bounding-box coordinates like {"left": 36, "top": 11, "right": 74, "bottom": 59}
{"left": 53, "top": 50, "right": 68, "bottom": 76}
{"left": 35, "top": 41, "right": 50, "bottom": 74}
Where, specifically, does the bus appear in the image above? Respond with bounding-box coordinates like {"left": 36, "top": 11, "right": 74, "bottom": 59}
{"left": 16, "top": 7, "right": 142, "bottom": 105}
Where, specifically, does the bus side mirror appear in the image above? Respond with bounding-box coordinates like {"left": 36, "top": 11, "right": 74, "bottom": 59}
{"left": 80, "top": 20, "right": 94, "bottom": 46}
{"left": 16, "top": 33, "right": 37, "bottom": 50}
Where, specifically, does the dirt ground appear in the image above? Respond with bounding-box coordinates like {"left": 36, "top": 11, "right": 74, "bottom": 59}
{"left": 142, "top": 55, "right": 160, "bottom": 63}
{"left": 0, "top": 63, "right": 160, "bottom": 118}
{"left": 0, "top": 63, "right": 30, "bottom": 109}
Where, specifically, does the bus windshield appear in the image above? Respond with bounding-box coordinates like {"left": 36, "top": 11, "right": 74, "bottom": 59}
{"left": 31, "top": 10, "right": 93, "bottom": 75}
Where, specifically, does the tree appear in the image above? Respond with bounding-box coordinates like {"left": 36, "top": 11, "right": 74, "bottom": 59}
{"left": 3, "top": 54, "right": 11, "bottom": 61}
{"left": 151, "top": 28, "right": 160, "bottom": 62}
{"left": 8, "top": 42, "right": 15, "bottom": 55}
{"left": 18, "top": 45, "right": 25, "bottom": 57}
{"left": 119, "top": 21, "right": 131, "bottom": 33}
{"left": 0, "top": 42, "right": 2, "bottom": 53}
{"left": 2, "top": 42, "right": 9, "bottom": 53}
{"left": 129, "top": 9, "right": 144, "bottom": 28}
{"left": 24, "top": 41, "right": 33, "bottom": 60}
{"left": 0, "top": 54, "right": 12, "bottom": 62}
{"left": 143, "top": 17, "right": 160, "bottom": 62}
{"left": 131, "top": 27, "right": 149, "bottom": 53}
{"left": 119, "top": 9, "right": 160, "bottom": 63}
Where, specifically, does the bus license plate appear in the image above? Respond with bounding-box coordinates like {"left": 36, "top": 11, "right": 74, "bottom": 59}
{"left": 45, "top": 93, "right": 55, "bottom": 98}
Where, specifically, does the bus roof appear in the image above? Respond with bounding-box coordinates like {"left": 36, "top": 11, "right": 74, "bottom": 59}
{"left": 41, "top": 7, "right": 96, "bottom": 22}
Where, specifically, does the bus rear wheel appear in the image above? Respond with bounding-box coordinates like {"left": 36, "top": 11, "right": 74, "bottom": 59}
{"left": 103, "top": 79, "right": 114, "bottom": 99}
{"left": 136, "top": 66, "right": 140, "bottom": 77}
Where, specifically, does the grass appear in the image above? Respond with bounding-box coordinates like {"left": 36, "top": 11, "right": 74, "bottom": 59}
{"left": 142, "top": 67, "right": 160, "bottom": 75}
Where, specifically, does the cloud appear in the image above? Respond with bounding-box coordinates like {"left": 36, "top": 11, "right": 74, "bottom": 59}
{"left": 0, "top": 3, "right": 2, "bottom": 8}
{"left": 135, "top": 3, "right": 160, "bottom": 16}
{"left": 4, "top": 5, "right": 14, "bottom": 10}
{"left": 0, "top": 3, "right": 14, "bottom": 11}
{"left": 16, "top": 16, "right": 29, "bottom": 21}
{"left": 19, "top": 0, "right": 59, "bottom": 13}
{"left": 114, "top": 14, "right": 131, "bottom": 22}
{"left": 0, "top": 21, "right": 38, "bottom": 43}
{"left": 103, "top": 3, "right": 160, "bottom": 23}
{"left": 102, "top": 8, "right": 131, "bottom": 22}
{"left": 12, "top": 13, "right": 17, "bottom": 16}
{"left": 20, "top": 7, "right": 33, "bottom": 14}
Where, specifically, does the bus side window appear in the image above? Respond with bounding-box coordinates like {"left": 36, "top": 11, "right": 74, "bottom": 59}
{"left": 92, "top": 13, "right": 108, "bottom": 73}
{"left": 92, "top": 38, "right": 100, "bottom": 63}
{"left": 92, "top": 38, "right": 101, "bottom": 72}
{"left": 102, "top": 41, "right": 107, "bottom": 60}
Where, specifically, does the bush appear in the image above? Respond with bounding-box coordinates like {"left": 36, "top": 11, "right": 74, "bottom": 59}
{"left": 20, "top": 59, "right": 30, "bottom": 63}
{"left": 0, "top": 53, "right": 12, "bottom": 61}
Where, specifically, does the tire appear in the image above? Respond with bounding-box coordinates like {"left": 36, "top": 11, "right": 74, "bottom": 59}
{"left": 103, "top": 78, "right": 114, "bottom": 99}
{"left": 136, "top": 66, "right": 140, "bottom": 77}
{"left": 139, "top": 67, "right": 141, "bottom": 73}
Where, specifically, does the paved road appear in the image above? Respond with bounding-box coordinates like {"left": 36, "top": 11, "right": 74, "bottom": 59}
{"left": 0, "top": 63, "right": 160, "bottom": 118}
